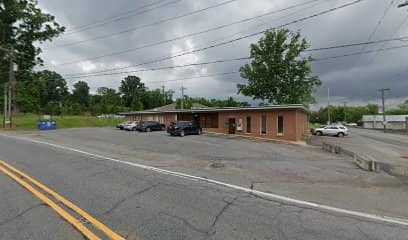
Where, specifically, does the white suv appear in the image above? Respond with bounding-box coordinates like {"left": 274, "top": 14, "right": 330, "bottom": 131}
{"left": 313, "top": 125, "right": 348, "bottom": 137}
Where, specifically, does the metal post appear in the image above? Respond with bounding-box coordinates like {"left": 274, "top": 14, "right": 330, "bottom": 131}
{"left": 180, "top": 85, "right": 186, "bottom": 110}
{"left": 343, "top": 101, "right": 347, "bottom": 123}
{"left": 162, "top": 85, "right": 165, "bottom": 102}
{"left": 8, "top": 83, "right": 11, "bottom": 127}
{"left": 378, "top": 88, "right": 390, "bottom": 133}
{"left": 3, "top": 82, "right": 7, "bottom": 128}
{"left": 327, "top": 88, "right": 331, "bottom": 125}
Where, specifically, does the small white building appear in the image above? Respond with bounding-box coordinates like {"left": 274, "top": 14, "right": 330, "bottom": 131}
{"left": 362, "top": 115, "right": 408, "bottom": 130}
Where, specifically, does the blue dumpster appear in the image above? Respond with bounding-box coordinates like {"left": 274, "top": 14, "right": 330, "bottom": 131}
{"left": 37, "top": 120, "right": 57, "bottom": 130}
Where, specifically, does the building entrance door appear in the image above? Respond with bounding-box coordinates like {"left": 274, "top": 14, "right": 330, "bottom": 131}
{"left": 228, "top": 118, "right": 236, "bottom": 134}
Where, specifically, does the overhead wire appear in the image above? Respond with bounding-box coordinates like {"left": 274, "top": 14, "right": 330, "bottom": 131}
{"left": 50, "top": 0, "right": 322, "bottom": 67}
{"left": 53, "top": 0, "right": 239, "bottom": 48}
{"left": 64, "top": 0, "right": 183, "bottom": 34}
{"left": 60, "top": 41, "right": 408, "bottom": 80}
{"left": 62, "top": 0, "right": 365, "bottom": 78}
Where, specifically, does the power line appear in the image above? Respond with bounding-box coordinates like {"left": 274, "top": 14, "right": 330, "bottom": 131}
{"left": 312, "top": 43, "right": 408, "bottom": 61}
{"left": 63, "top": 0, "right": 365, "bottom": 77}
{"left": 64, "top": 57, "right": 251, "bottom": 79}
{"left": 360, "top": 0, "right": 394, "bottom": 53}
{"left": 367, "top": 14, "right": 408, "bottom": 63}
{"left": 89, "top": 71, "right": 239, "bottom": 88}
{"left": 306, "top": 35, "right": 408, "bottom": 51}
{"left": 51, "top": 0, "right": 322, "bottom": 67}
{"left": 53, "top": 0, "right": 239, "bottom": 48}
{"left": 64, "top": 0, "right": 183, "bottom": 35}
{"left": 62, "top": 41, "right": 408, "bottom": 80}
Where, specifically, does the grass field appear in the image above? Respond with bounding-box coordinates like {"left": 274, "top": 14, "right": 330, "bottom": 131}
{"left": 0, "top": 114, "right": 122, "bottom": 130}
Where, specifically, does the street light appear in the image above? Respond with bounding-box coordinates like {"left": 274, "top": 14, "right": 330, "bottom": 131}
{"left": 398, "top": 1, "right": 408, "bottom": 8}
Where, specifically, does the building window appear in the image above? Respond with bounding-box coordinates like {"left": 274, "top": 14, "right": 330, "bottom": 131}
{"left": 277, "top": 115, "right": 284, "bottom": 136}
{"left": 261, "top": 115, "right": 267, "bottom": 134}
{"left": 246, "top": 116, "right": 251, "bottom": 133}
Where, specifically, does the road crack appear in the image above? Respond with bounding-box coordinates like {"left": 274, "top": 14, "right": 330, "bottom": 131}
{"left": 103, "top": 183, "right": 160, "bottom": 215}
{"left": 0, "top": 203, "right": 46, "bottom": 226}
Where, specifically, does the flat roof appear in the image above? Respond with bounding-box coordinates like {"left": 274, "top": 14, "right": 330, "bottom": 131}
{"left": 119, "top": 104, "right": 308, "bottom": 115}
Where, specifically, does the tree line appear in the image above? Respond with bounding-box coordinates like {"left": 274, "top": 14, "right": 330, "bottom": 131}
{"left": 310, "top": 100, "right": 408, "bottom": 125}
{"left": 2, "top": 70, "right": 252, "bottom": 116}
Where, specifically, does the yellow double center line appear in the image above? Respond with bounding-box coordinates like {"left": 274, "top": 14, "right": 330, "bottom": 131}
{"left": 0, "top": 160, "right": 125, "bottom": 240}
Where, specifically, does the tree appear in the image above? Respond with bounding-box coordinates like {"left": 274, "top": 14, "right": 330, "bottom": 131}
{"left": 399, "top": 99, "right": 408, "bottom": 109}
{"left": 15, "top": 70, "right": 68, "bottom": 115}
{"left": 72, "top": 81, "right": 90, "bottom": 108}
{"left": 237, "top": 29, "right": 321, "bottom": 105}
{"left": 0, "top": 0, "right": 65, "bottom": 81}
{"left": 94, "top": 87, "right": 122, "bottom": 114}
{"left": 310, "top": 104, "right": 379, "bottom": 124}
{"left": 119, "top": 76, "right": 146, "bottom": 110}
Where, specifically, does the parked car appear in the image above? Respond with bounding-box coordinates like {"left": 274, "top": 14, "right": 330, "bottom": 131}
{"left": 167, "top": 121, "right": 201, "bottom": 137}
{"left": 116, "top": 121, "right": 132, "bottom": 130}
{"left": 124, "top": 121, "right": 140, "bottom": 131}
{"left": 138, "top": 121, "right": 165, "bottom": 132}
{"left": 313, "top": 125, "right": 348, "bottom": 137}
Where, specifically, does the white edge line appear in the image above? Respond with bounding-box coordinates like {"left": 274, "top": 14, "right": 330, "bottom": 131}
{"left": 1, "top": 133, "right": 408, "bottom": 227}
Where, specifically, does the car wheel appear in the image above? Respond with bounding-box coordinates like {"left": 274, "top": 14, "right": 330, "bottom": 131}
{"left": 161, "top": 126, "right": 165, "bottom": 131}
{"left": 337, "top": 132, "right": 345, "bottom": 137}
{"left": 132, "top": 127, "right": 137, "bottom": 131}
{"left": 316, "top": 131, "right": 322, "bottom": 136}
{"left": 146, "top": 128, "right": 151, "bottom": 132}
{"left": 197, "top": 129, "right": 201, "bottom": 135}
{"left": 180, "top": 131, "right": 185, "bottom": 137}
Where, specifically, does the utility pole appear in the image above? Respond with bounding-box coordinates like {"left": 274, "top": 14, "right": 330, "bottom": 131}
{"left": 180, "top": 85, "right": 187, "bottom": 110}
{"left": 0, "top": 45, "right": 16, "bottom": 128}
{"left": 3, "top": 82, "right": 7, "bottom": 128}
{"left": 378, "top": 88, "right": 390, "bottom": 133}
{"left": 398, "top": 1, "right": 408, "bottom": 8}
{"left": 327, "top": 88, "right": 331, "bottom": 125}
{"left": 161, "top": 85, "right": 165, "bottom": 103}
{"left": 343, "top": 101, "right": 347, "bottom": 123}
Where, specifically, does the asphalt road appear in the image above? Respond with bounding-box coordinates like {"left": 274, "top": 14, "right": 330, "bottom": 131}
{"left": 310, "top": 127, "right": 408, "bottom": 166}
{"left": 1, "top": 133, "right": 408, "bottom": 239}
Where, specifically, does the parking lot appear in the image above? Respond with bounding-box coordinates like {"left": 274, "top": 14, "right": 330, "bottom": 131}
{"left": 10, "top": 127, "right": 408, "bottom": 219}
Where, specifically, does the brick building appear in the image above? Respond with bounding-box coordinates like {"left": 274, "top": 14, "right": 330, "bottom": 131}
{"left": 120, "top": 104, "right": 309, "bottom": 142}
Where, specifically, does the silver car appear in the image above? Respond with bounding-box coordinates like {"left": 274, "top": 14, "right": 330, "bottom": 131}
{"left": 124, "top": 121, "right": 140, "bottom": 131}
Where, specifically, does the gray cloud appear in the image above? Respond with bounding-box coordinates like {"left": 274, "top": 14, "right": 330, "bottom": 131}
{"left": 36, "top": 0, "right": 408, "bottom": 107}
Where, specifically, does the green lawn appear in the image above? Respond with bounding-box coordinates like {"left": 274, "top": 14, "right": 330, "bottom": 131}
{"left": 0, "top": 114, "right": 123, "bottom": 130}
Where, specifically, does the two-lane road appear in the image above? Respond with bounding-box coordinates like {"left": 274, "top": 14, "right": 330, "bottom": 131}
{"left": 1, "top": 134, "right": 408, "bottom": 239}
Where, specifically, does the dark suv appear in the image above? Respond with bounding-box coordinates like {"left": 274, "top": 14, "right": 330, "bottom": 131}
{"left": 167, "top": 121, "right": 201, "bottom": 137}
{"left": 138, "top": 121, "right": 165, "bottom": 132}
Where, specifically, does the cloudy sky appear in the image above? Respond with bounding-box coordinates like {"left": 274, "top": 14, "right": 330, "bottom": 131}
{"left": 36, "top": 0, "right": 408, "bottom": 109}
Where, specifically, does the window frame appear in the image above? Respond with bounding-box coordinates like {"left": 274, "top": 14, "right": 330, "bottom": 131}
{"left": 246, "top": 116, "right": 251, "bottom": 133}
{"left": 277, "top": 115, "right": 284, "bottom": 136}
{"left": 260, "top": 115, "right": 267, "bottom": 135}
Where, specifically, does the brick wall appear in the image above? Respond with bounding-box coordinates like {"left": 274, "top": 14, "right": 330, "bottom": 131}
{"left": 203, "top": 109, "right": 307, "bottom": 142}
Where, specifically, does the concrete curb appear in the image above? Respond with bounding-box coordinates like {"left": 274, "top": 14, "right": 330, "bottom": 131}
{"left": 320, "top": 142, "right": 408, "bottom": 178}
{"left": 321, "top": 142, "right": 380, "bottom": 172}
